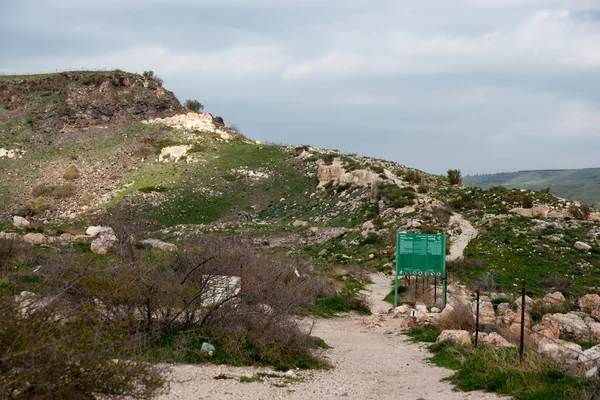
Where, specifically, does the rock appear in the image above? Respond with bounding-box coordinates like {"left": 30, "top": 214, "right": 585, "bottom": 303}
{"left": 592, "top": 307, "right": 600, "bottom": 322}
{"left": 139, "top": 238, "right": 177, "bottom": 252}
{"left": 394, "top": 304, "right": 413, "bottom": 314}
{"left": 361, "top": 221, "right": 375, "bottom": 230}
{"left": 23, "top": 233, "right": 46, "bottom": 245}
{"left": 415, "top": 303, "right": 428, "bottom": 314}
{"left": 587, "top": 321, "right": 600, "bottom": 342}
{"left": 579, "top": 294, "right": 600, "bottom": 313}
{"left": 538, "top": 339, "right": 582, "bottom": 363}
{"left": 578, "top": 344, "right": 600, "bottom": 365}
{"left": 86, "top": 226, "right": 115, "bottom": 238}
{"left": 585, "top": 366, "right": 598, "bottom": 379}
{"left": 13, "top": 216, "right": 30, "bottom": 228}
{"left": 146, "top": 112, "right": 231, "bottom": 139}
{"left": 480, "top": 332, "right": 515, "bottom": 348}
{"left": 292, "top": 220, "right": 308, "bottom": 227}
{"left": 472, "top": 297, "right": 495, "bottom": 325}
{"left": 496, "top": 303, "right": 512, "bottom": 316}
{"left": 531, "top": 314, "right": 560, "bottom": 343}
{"left": 158, "top": 145, "right": 191, "bottom": 163}
{"left": 551, "top": 313, "right": 591, "bottom": 342}
{"left": 574, "top": 241, "right": 592, "bottom": 251}
{"left": 90, "top": 227, "right": 118, "bottom": 255}
{"left": 430, "top": 307, "right": 441, "bottom": 313}
{"left": 436, "top": 330, "right": 471, "bottom": 346}
{"left": 543, "top": 291, "right": 566, "bottom": 305}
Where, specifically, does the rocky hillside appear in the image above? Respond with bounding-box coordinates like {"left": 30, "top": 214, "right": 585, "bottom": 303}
{"left": 1, "top": 70, "right": 600, "bottom": 298}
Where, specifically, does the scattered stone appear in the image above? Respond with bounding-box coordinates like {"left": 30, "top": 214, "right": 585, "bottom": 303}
{"left": 292, "top": 220, "right": 308, "bottom": 227}
{"left": 538, "top": 339, "right": 582, "bottom": 363}
{"left": 531, "top": 314, "right": 560, "bottom": 343}
{"left": 543, "top": 291, "right": 566, "bottom": 305}
{"left": 139, "top": 238, "right": 177, "bottom": 252}
{"left": 478, "top": 332, "right": 515, "bottom": 348}
{"left": 551, "top": 313, "right": 591, "bottom": 342}
{"left": 436, "top": 330, "right": 471, "bottom": 346}
{"left": 23, "top": 233, "right": 46, "bottom": 245}
{"left": 89, "top": 227, "right": 118, "bottom": 255}
{"left": 13, "top": 216, "right": 30, "bottom": 228}
{"left": 574, "top": 241, "right": 592, "bottom": 251}
{"left": 579, "top": 294, "right": 600, "bottom": 313}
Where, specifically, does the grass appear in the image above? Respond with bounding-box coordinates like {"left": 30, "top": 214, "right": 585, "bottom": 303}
{"left": 404, "top": 325, "right": 441, "bottom": 343}
{"left": 426, "top": 343, "right": 598, "bottom": 399}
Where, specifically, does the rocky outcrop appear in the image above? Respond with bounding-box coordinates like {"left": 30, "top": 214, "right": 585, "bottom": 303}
{"left": 531, "top": 314, "right": 560, "bottom": 343}
{"left": 13, "top": 216, "right": 30, "bottom": 228}
{"left": 543, "top": 291, "right": 566, "bottom": 305}
{"left": 551, "top": 313, "right": 590, "bottom": 342}
{"left": 538, "top": 339, "right": 582, "bottom": 363}
{"left": 145, "top": 112, "right": 232, "bottom": 140}
{"left": 317, "top": 159, "right": 381, "bottom": 187}
{"left": 579, "top": 294, "right": 600, "bottom": 313}
{"left": 158, "top": 145, "right": 192, "bottom": 163}
{"left": 139, "top": 238, "right": 177, "bottom": 252}
{"left": 88, "top": 226, "right": 118, "bottom": 255}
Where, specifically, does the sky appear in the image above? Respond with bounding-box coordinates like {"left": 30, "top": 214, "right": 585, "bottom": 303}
{"left": 1, "top": 0, "right": 599, "bottom": 175}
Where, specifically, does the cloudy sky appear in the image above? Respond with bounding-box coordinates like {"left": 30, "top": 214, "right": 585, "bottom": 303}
{"left": 1, "top": 0, "right": 599, "bottom": 175}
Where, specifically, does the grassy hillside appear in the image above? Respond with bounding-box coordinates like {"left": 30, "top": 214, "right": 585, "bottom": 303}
{"left": 464, "top": 168, "right": 600, "bottom": 206}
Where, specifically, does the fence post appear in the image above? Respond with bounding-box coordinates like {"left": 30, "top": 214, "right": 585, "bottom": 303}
{"left": 520, "top": 281, "right": 526, "bottom": 363}
{"left": 434, "top": 278, "right": 437, "bottom": 305}
{"left": 475, "top": 289, "right": 480, "bottom": 347}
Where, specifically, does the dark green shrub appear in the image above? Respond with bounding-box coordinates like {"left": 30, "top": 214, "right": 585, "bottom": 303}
{"left": 184, "top": 99, "right": 204, "bottom": 112}
{"left": 568, "top": 203, "right": 594, "bottom": 220}
{"left": 521, "top": 194, "right": 534, "bottom": 208}
{"left": 447, "top": 169, "right": 462, "bottom": 185}
{"left": 404, "top": 170, "right": 422, "bottom": 184}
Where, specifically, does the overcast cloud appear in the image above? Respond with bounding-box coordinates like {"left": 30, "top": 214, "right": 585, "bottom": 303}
{"left": 1, "top": 0, "right": 599, "bottom": 174}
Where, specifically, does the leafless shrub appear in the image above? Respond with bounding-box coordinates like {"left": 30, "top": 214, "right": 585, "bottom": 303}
{"left": 434, "top": 301, "right": 475, "bottom": 331}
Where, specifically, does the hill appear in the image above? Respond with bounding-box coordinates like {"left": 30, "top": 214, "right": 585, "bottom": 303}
{"left": 463, "top": 168, "right": 600, "bottom": 206}
{"left": 2, "top": 70, "right": 600, "bottom": 398}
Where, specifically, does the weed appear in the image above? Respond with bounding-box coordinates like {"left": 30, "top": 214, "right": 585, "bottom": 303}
{"left": 63, "top": 164, "right": 80, "bottom": 180}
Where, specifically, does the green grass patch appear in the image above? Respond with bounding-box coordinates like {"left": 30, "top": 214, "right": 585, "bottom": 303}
{"left": 404, "top": 325, "right": 441, "bottom": 343}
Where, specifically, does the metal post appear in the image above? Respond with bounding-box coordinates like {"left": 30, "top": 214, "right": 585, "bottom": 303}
{"left": 442, "top": 276, "right": 447, "bottom": 310}
{"left": 520, "top": 281, "right": 526, "bottom": 362}
{"left": 394, "top": 270, "right": 399, "bottom": 309}
{"left": 475, "top": 289, "right": 480, "bottom": 347}
{"left": 414, "top": 276, "right": 418, "bottom": 303}
{"left": 434, "top": 278, "right": 437, "bottom": 305}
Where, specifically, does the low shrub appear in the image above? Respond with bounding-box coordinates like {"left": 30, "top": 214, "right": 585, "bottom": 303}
{"left": 79, "top": 193, "right": 95, "bottom": 206}
{"left": 32, "top": 182, "right": 75, "bottom": 198}
{"left": 18, "top": 197, "right": 53, "bottom": 216}
{"left": 447, "top": 169, "right": 462, "bottom": 185}
{"left": 521, "top": 194, "right": 534, "bottom": 209}
{"left": 569, "top": 204, "right": 594, "bottom": 220}
{"left": 434, "top": 301, "right": 474, "bottom": 331}
{"left": 63, "top": 164, "right": 80, "bottom": 180}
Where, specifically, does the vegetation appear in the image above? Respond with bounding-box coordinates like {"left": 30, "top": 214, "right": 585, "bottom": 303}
{"left": 63, "top": 164, "right": 80, "bottom": 180}
{"left": 184, "top": 99, "right": 204, "bottom": 112}
{"left": 447, "top": 169, "right": 462, "bottom": 185}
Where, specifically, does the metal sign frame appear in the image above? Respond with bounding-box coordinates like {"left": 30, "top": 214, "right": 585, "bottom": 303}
{"left": 394, "top": 232, "right": 446, "bottom": 309}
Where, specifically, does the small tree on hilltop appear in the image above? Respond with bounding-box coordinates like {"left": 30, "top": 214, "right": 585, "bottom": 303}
{"left": 185, "top": 99, "right": 204, "bottom": 112}
{"left": 447, "top": 169, "right": 462, "bottom": 185}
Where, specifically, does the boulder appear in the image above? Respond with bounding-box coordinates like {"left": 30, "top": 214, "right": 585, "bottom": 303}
{"left": 587, "top": 321, "right": 600, "bottom": 342}
{"left": 415, "top": 303, "right": 429, "bottom": 315}
{"left": 394, "top": 304, "right": 413, "bottom": 314}
{"left": 496, "top": 303, "right": 512, "bottom": 316}
{"left": 551, "top": 313, "right": 591, "bottom": 342}
{"left": 538, "top": 339, "right": 582, "bottom": 363}
{"left": 543, "top": 291, "right": 566, "bottom": 305}
{"left": 436, "top": 330, "right": 471, "bottom": 346}
{"left": 90, "top": 227, "right": 118, "bottom": 255}
{"left": 13, "top": 216, "right": 30, "bottom": 228}
{"left": 531, "top": 314, "right": 560, "bottom": 343}
{"left": 139, "top": 238, "right": 177, "bottom": 252}
{"left": 578, "top": 344, "right": 600, "bottom": 366}
{"left": 292, "top": 220, "right": 308, "bottom": 227}
{"left": 592, "top": 307, "right": 600, "bottom": 322}
{"left": 430, "top": 307, "right": 441, "bottom": 313}
{"left": 472, "top": 297, "right": 495, "bottom": 325}
{"left": 574, "top": 241, "right": 592, "bottom": 251}
{"left": 479, "top": 332, "right": 515, "bottom": 348}
{"left": 23, "top": 233, "right": 46, "bottom": 245}
{"left": 579, "top": 294, "right": 600, "bottom": 313}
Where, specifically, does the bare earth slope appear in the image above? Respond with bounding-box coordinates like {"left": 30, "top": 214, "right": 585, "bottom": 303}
{"left": 159, "top": 275, "right": 500, "bottom": 400}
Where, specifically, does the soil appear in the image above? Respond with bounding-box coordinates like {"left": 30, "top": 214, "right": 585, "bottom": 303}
{"left": 159, "top": 273, "right": 501, "bottom": 400}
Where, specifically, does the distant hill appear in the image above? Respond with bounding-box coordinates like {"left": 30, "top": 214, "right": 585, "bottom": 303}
{"left": 463, "top": 168, "right": 600, "bottom": 205}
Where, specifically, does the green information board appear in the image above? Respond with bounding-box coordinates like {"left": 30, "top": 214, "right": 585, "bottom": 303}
{"left": 396, "top": 233, "right": 445, "bottom": 277}
{"left": 394, "top": 232, "right": 447, "bottom": 309}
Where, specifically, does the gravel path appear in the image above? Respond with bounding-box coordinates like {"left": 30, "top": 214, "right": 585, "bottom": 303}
{"left": 159, "top": 274, "right": 500, "bottom": 400}
{"left": 446, "top": 213, "right": 478, "bottom": 262}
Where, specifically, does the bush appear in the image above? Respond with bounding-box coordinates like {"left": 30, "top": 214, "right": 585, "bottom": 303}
{"left": 32, "top": 182, "right": 75, "bottom": 198}
{"left": 0, "top": 296, "right": 166, "bottom": 398}
{"left": 434, "top": 301, "right": 475, "bottom": 331}
{"left": 569, "top": 203, "right": 594, "bottom": 220}
{"left": 18, "top": 197, "right": 53, "bottom": 217}
{"left": 447, "top": 169, "right": 462, "bottom": 185}
{"left": 521, "top": 194, "right": 534, "bottom": 209}
{"left": 63, "top": 164, "right": 80, "bottom": 180}
{"left": 184, "top": 99, "right": 204, "bottom": 112}
{"left": 404, "top": 170, "right": 422, "bottom": 184}
{"left": 79, "top": 193, "right": 95, "bottom": 206}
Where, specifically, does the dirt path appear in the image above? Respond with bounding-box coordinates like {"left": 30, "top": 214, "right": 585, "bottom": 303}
{"left": 159, "top": 273, "right": 500, "bottom": 400}
{"left": 446, "top": 213, "right": 478, "bottom": 262}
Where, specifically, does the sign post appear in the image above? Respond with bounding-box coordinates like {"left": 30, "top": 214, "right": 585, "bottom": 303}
{"left": 394, "top": 232, "right": 446, "bottom": 309}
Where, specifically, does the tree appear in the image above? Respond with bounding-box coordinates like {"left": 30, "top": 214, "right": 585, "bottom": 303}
{"left": 185, "top": 99, "right": 204, "bottom": 112}
{"left": 447, "top": 169, "right": 462, "bottom": 185}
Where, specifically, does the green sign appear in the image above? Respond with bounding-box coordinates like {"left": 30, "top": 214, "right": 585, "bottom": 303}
{"left": 396, "top": 233, "right": 445, "bottom": 277}
{"left": 394, "top": 232, "right": 447, "bottom": 309}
